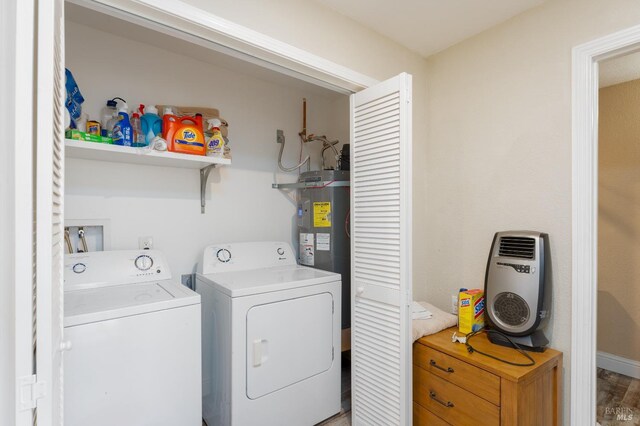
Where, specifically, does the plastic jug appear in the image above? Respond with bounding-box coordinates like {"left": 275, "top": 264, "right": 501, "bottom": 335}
{"left": 140, "top": 104, "right": 162, "bottom": 146}
{"left": 112, "top": 103, "right": 133, "bottom": 146}
{"left": 101, "top": 97, "right": 126, "bottom": 137}
{"left": 162, "top": 107, "right": 179, "bottom": 148}
{"left": 163, "top": 111, "right": 205, "bottom": 155}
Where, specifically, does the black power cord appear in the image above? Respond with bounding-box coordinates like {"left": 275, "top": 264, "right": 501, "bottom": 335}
{"left": 465, "top": 329, "right": 535, "bottom": 367}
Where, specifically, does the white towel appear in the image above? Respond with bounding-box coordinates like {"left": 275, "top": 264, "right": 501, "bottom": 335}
{"left": 411, "top": 301, "right": 433, "bottom": 320}
{"left": 412, "top": 301, "right": 457, "bottom": 342}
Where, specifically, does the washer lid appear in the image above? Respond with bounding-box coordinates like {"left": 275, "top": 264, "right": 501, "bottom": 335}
{"left": 197, "top": 265, "right": 340, "bottom": 297}
{"left": 64, "top": 280, "right": 200, "bottom": 327}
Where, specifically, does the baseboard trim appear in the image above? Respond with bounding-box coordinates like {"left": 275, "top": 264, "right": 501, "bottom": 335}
{"left": 596, "top": 351, "right": 640, "bottom": 379}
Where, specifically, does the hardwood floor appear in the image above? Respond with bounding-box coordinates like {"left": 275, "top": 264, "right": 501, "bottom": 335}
{"left": 597, "top": 368, "right": 640, "bottom": 426}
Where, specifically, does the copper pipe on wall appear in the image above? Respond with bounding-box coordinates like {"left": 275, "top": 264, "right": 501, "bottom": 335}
{"left": 302, "top": 98, "right": 307, "bottom": 141}
{"left": 64, "top": 228, "right": 73, "bottom": 254}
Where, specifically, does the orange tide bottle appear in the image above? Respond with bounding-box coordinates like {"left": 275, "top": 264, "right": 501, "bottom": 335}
{"left": 162, "top": 109, "right": 206, "bottom": 155}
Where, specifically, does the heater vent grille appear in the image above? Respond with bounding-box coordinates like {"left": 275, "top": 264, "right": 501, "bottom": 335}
{"left": 493, "top": 292, "right": 530, "bottom": 326}
{"left": 498, "top": 237, "right": 535, "bottom": 259}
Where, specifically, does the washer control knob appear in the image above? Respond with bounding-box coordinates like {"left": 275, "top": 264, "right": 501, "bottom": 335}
{"left": 277, "top": 247, "right": 285, "bottom": 256}
{"left": 72, "top": 263, "right": 86, "bottom": 274}
{"left": 134, "top": 255, "right": 153, "bottom": 271}
{"left": 216, "top": 248, "right": 231, "bottom": 263}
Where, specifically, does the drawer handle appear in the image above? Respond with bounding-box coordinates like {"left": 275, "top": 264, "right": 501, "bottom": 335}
{"left": 429, "top": 391, "right": 455, "bottom": 408}
{"left": 430, "top": 359, "right": 454, "bottom": 373}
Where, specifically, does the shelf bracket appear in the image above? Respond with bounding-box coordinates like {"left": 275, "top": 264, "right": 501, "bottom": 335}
{"left": 200, "top": 164, "right": 216, "bottom": 214}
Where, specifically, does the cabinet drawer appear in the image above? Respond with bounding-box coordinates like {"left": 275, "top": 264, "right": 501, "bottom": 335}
{"left": 413, "top": 401, "right": 450, "bottom": 426}
{"left": 414, "top": 343, "right": 501, "bottom": 405}
{"left": 414, "top": 367, "right": 499, "bottom": 426}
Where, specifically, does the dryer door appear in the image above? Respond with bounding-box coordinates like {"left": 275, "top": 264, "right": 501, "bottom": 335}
{"left": 246, "top": 292, "right": 334, "bottom": 399}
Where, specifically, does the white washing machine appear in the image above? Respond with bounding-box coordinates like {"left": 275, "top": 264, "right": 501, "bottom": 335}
{"left": 64, "top": 250, "right": 202, "bottom": 426}
{"left": 196, "top": 241, "right": 341, "bottom": 426}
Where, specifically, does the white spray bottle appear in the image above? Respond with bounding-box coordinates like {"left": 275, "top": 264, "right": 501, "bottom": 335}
{"left": 205, "top": 118, "right": 225, "bottom": 157}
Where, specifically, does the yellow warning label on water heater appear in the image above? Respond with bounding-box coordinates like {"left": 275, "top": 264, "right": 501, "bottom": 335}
{"left": 313, "top": 202, "right": 332, "bottom": 228}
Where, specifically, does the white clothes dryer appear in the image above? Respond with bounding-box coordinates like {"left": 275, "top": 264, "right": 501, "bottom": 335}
{"left": 196, "top": 241, "right": 341, "bottom": 426}
{"left": 64, "top": 250, "right": 202, "bottom": 426}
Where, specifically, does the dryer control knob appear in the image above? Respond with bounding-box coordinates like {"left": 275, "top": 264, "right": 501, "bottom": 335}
{"left": 135, "top": 255, "right": 153, "bottom": 271}
{"left": 277, "top": 247, "right": 285, "bottom": 256}
{"left": 216, "top": 248, "right": 231, "bottom": 263}
{"left": 72, "top": 263, "right": 86, "bottom": 274}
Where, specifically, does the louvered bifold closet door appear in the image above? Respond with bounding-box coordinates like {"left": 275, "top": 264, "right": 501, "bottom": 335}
{"left": 350, "top": 73, "right": 412, "bottom": 426}
{"left": 35, "top": 0, "right": 66, "bottom": 424}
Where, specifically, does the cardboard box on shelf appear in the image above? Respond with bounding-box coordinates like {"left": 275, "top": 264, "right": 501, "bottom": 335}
{"left": 66, "top": 129, "right": 113, "bottom": 144}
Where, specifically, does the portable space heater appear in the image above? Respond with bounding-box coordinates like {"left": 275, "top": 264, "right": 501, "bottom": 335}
{"left": 484, "top": 231, "right": 550, "bottom": 352}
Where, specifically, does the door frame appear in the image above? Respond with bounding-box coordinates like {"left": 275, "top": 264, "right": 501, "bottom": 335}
{"left": 0, "top": 0, "right": 36, "bottom": 425}
{"left": 54, "top": 1, "right": 386, "bottom": 424}
{"left": 571, "top": 23, "right": 640, "bottom": 426}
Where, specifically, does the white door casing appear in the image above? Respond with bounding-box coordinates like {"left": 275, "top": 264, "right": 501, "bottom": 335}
{"left": 35, "top": 0, "right": 66, "bottom": 424}
{"left": 350, "top": 73, "right": 413, "bottom": 425}
{"left": 30, "top": 1, "right": 400, "bottom": 425}
{"left": 1, "top": 0, "right": 36, "bottom": 425}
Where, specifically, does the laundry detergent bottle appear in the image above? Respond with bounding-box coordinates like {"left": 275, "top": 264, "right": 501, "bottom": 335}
{"left": 164, "top": 112, "right": 206, "bottom": 155}
{"left": 140, "top": 104, "right": 162, "bottom": 146}
{"left": 162, "top": 106, "right": 178, "bottom": 150}
{"left": 112, "top": 102, "right": 133, "bottom": 146}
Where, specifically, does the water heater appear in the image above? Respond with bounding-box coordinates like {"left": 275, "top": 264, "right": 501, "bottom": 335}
{"left": 297, "top": 170, "right": 351, "bottom": 328}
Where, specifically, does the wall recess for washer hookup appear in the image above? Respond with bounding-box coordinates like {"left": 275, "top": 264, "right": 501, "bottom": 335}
{"left": 65, "top": 219, "right": 111, "bottom": 254}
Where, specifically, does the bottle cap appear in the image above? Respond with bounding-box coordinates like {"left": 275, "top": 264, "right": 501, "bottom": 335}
{"left": 132, "top": 112, "right": 140, "bottom": 118}
{"left": 207, "top": 118, "right": 221, "bottom": 129}
{"left": 146, "top": 105, "right": 158, "bottom": 115}
{"left": 163, "top": 106, "right": 174, "bottom": 115}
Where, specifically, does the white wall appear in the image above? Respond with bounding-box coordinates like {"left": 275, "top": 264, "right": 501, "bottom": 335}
{"left": 424, "top": 0, "right": 640, "bottom": 422}
{"left": 65, "top": 21, "right": 348, "bottom": 276}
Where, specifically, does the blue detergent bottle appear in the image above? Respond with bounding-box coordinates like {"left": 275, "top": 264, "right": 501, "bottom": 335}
{"left": 140, "top": 104, "right": 162, "bottom": 146}
{"left": 112, "top": 102, "right": 133, "bottom": 146}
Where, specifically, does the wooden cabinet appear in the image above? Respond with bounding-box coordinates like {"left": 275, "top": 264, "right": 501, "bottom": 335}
{"left": 413, "top": 327, "right": 562, "bottom": 426}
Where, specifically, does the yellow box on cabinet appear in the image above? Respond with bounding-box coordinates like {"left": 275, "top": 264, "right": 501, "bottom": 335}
{"left": 458, "top": 289, "right": 485, "bottom": 334}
